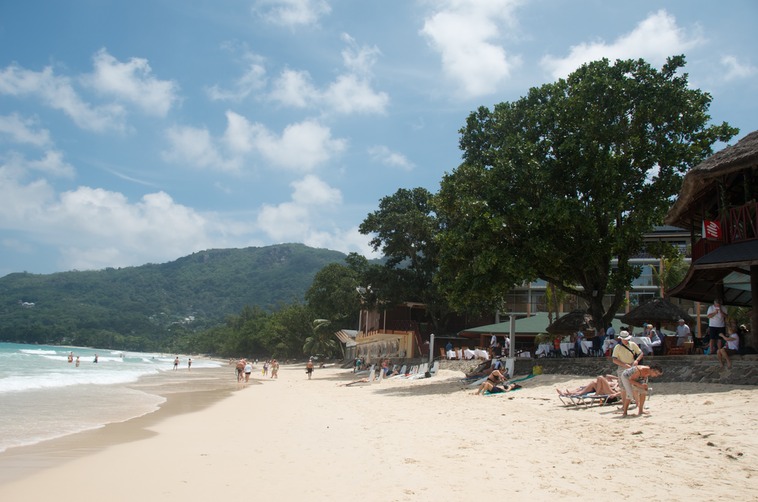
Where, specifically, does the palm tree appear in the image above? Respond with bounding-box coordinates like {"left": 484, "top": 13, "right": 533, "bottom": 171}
{"left": 303, "top": 319, "right": 339, "bottom": 358}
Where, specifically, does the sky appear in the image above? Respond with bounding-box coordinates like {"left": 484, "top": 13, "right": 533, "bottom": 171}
{"left": 1, "top": 0, "right": 756, "bottom": 277}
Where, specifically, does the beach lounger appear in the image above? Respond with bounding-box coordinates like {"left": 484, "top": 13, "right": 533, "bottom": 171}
{"left": 389, "top": 365, "right": 407, "bottom": 378}
{"left": 407, "top": 363, "right": 429, "bottom": 379}
{"left": 429, "top": 360, "right": 439, "bottom": 376}
{"left": 559, "top": 392, "right": 616, "bottom": 407}
{"left": 343, "top": 365, "right": 377, "bottom": 386}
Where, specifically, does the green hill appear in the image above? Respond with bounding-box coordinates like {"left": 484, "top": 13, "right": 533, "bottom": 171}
{"left": 0, "top": 243, "right": 347, "bottom": 350}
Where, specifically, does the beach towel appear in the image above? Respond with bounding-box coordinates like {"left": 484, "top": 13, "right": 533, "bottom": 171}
{"left": 483, "top": 384, "right": 522, "bottom": 396}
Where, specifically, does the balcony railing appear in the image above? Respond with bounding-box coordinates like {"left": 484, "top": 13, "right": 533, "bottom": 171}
{"left": 692, "top": 201, "right": 757, "bottom": 261}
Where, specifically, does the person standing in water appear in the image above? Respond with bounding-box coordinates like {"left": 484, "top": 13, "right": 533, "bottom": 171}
{"left": 187, "top": 358, "right": 192, "bottom": 371}
{"left": 93, "top": 354, "right": 98, "bottom": 363}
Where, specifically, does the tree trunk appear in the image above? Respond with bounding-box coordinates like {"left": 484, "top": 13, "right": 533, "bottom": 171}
{"left": 750, "top": 265, "right": 758, "bottom": 350}
{"left": 587, "top": 295, "right": 608, "bottom": 334}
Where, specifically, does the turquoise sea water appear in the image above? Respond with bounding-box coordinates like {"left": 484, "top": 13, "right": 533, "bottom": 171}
{"left": 0, "top": 342, "right": 221, "bottom": 453}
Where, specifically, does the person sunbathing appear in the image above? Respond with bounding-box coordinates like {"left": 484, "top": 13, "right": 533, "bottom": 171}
{"left": 556, "top": 375, "right": 620, "bottom": 398}
{"left": 474, "top": 369, "right": 519, "bottom": 395}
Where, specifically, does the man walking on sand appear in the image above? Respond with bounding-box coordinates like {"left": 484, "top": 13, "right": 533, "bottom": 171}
{"left": 306, "top": 358, "right": 314, "bottom": 379}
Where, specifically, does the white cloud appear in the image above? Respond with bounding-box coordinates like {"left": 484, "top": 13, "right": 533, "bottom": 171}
{"left": 541, "top": 10, "right": 703, "bottom": 79}
{"left": 269, "top": 36, "right": 389, "bottom": 114}
{"left": 1, "top": 150, "right": 75, "bottom": 179}
{"left": 163, "top": 124, "right": 240, "bottom": 171}
{"left": 0, "top": 114, "right": 51, "bottom": 147}
{"left": 0, "top": 64, "right": 126, "bottom": 133}
{"left": 253, "top": 0, "right": 331, "bottom": 27}
{"left": 84, "top": 48, "right": 180, "bottom": 116}
{"left": 420, "top": 0, "right": 522, "bottom": 99}
{"left": 720, "top": 55, "right": 757, "bottom": 82}
{"left": 322, "top": 74, "right": 389, "bottom": 114}
{"left": 207, "top": 53, "right": 268, "bottom": 101}
{"left": 0, "top": 159, "right": 253, "bottom": 271}
{"left": 257, "top": 174, "right": 341, "bottom": 241}
{"left": 269, "top": 69, "right": 318, "bottom": 108}
{"left": 26, "top": 150, "right": 76, "bottom": 178}
{"left": 254, "top": 119, "right": 346, "bottom": 171}
{"left": 368, "top": 145, "right": 414, "bottom": 171}
{"left": 164, "top": 113, "right": 345, "bottom": 173}
{"left": 0, "top": 165, "right": 57, "bottom": 224}
{"left": 50, "top": 188, "right": 235, "bottom": 271}
{"left": 222, "top": 110, "right": 260, "bottom": 154}
{"left": 291, "top": 174, "right": 342, "bottom": 205}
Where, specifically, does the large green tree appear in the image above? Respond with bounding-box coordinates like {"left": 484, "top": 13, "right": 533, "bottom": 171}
{"left": 359, "top": 187, "right": 454, "bottom": 332}
{"left": 435, "top": 56, "right": 737, "bottom": 328}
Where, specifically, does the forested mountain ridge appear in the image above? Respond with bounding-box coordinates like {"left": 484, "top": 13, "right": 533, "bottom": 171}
{"left": 0, "top": 243, "right": 347, "bottom": 350}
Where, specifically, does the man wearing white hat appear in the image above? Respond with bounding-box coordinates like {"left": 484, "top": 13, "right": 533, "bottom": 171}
{"left": 612, "top": 331, "right": 644, "bottom": 416}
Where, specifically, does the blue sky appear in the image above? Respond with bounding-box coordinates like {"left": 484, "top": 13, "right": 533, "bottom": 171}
{"left": 1, "top": 0, "right": 756, "bottom": 277}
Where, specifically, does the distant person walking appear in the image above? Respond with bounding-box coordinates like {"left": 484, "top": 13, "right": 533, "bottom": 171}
{"left": 173, "top": 357, "right": 179, "bottom": 370}
{"left": 236, "top": 359, "right": 245, "bottom": 382}
{"left": 271, "top": 359, "right": 279, "bottom": 378}
{"left": 306, "top": 358, "right": 314, "bottom": 380}
{"left": 244, "top": 360, "right": 252, "bottom": 382}
{"left": 187, "top": 358, "right": 192, "bottom": 371}
{"left": 75, "top": 356, "right": 80, "bottom": 367}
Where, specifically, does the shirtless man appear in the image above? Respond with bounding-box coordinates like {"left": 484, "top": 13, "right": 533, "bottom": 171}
{"left": 306, "top": 358, "right": 314, "bottom": 379}
{"left": 619, "top": 364, "right": 663, "bottom": 416}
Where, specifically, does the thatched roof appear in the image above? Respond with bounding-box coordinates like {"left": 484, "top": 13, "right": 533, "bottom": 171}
{"left": 619, "top": 297, "right": 696, "bottom": 328}
{"left": 666, "top": 130, "right": 758, "bottom": 228}
{"left": 546, "top": 310, "right": 595, "bottom": 335}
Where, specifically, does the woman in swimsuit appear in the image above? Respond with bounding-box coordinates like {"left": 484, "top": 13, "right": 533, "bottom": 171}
{"left": 474, "top": 369, "right": 517, "bottom": 395}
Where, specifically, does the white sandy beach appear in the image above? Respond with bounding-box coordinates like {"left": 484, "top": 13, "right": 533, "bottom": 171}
{"left": 1, "top": 363, "right": 756, "bottom": 502}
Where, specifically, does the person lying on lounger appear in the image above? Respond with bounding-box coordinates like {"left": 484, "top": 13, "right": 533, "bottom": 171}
{"left": 556, "top": 375, "right": 620, "bottom": 399}
{"left": 473, "top": 369, "right": 519, "bottom": 395}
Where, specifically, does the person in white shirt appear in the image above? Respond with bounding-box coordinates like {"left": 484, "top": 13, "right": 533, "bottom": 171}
{"left": 707, "top": 299, "right": 727, "bottom": 355}
{"left": 675, "top": 319, "right": 691, "bottom": 346}
{"left": 717, "top": 327, "right": 740, "bottom": 368}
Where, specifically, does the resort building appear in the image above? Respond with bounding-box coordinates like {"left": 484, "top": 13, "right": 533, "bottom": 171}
{"left": 665, "top": 130, "right": 758, "bottom": 349}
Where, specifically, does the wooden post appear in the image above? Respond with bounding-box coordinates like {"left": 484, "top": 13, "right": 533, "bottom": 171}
{"left": 751, "top": 265, "right": 758, "bottom": 350}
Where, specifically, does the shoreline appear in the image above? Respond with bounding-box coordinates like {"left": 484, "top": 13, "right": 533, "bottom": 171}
{"left": 0, "top": 363, "right": 246, "bottom": 485}
{"left": 1, "top": 364, "right": 757, "bottom": 500}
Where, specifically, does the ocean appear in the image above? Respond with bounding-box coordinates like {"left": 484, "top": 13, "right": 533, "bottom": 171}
{"left": 0, "top": 342, "right": 224, "bottom": 453}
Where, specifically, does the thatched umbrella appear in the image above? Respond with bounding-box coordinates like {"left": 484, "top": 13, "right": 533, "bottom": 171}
{"left": 546, "top": 310, "right": 595, "bottom": 335}
{"left": 619, "top": 297, "right": 695, "bottom": 329}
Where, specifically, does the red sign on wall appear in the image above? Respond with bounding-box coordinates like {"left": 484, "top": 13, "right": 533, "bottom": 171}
{"left": 702, "top": 219, "right": 722, "bottom": 240}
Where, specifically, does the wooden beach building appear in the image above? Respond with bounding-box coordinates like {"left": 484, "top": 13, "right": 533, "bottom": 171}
{"left": 665, "top": 130, "right": 758, "bottom": 349}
